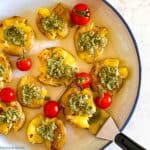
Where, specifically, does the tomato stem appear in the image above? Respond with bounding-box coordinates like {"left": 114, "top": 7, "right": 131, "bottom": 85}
{"left": 19, "top": 47, "right": 26, "bottom": 60}
{"left": 44, "top": 96, "right": 51, "bottom": 101}
{"left": 77, "top": 77, "right": 85, "bottom": 84}
{"left": 75, "top": 9, "right": 90, "bottom": 17}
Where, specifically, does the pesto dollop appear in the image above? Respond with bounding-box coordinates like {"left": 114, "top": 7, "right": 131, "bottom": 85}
{"left": 47, "top": 52, "right": 77, "bottom": 79}
{"left": 4, "top": 26, "right": 25, "bottom": 46}
{"left": 99, "top": 66, "right": 120, "bottom": 91}
{"left": 78, "top": 31, "right": 107, "bottom": 54}
{"left": 0, "top": 65, "right": 5, "bottom": 77}
{"left": 0, "top": 108, "right": 20, "bottom": 124}
{"left": 21, "top": 84, "right": 44, "bottom": 104}
{"left": 41, "top": 14, "right": 64, "bottom": 32}
{"left": 68, "top": 93, "right": 93, "bottom": 116}
{"left": 37, "top": 121, "right": 57, "bottom": 141}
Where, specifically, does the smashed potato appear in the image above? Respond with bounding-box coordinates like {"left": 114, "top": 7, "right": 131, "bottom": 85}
{"left": 74, "top": 23, "right": 108, "bottom": 63}
{"left": 38, "top": 47, "right": 78, "bottom": 86}
{"left": 0, "top": 16, "right": 34, "bottom": 56}
{"left": 0, "top": 101, "right": 25, "bottom": 135}
{"left": 37, "top": 3, "right": 71, "bottom": 40}
{"left": 27, "top": 114, "right": 66, "bottom": 150}
{"left": 17, "top": 76, "right": 47, "bottom": 108}
{"left": 0, "top": 52, "right": 12, "bottom": 88}
{"left": 61, "top": 87, "right": 96, "bottom": 128}
{"left": 90, "top": 58, "right": 128, "bottom": 96}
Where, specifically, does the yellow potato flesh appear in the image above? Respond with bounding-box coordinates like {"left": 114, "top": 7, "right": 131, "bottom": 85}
{"left": 27, "top": 115, "right": 44, "bottom": 144}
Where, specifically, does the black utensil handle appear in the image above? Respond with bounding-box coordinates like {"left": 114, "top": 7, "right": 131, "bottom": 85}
{"left": 115, "top": 133, "right": 146, "bottom": 150}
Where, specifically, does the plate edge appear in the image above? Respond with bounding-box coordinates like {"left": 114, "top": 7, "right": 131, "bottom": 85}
{"left": 101, "top": 0, "right": 142, "bottom": 150}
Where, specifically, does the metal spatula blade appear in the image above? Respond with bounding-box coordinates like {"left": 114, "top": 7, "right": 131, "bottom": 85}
{"left": 89, "top": 110, "right": 146, "bottom": 150}
{"left": 96, "top": 117, "right": 119, "bottom": 141}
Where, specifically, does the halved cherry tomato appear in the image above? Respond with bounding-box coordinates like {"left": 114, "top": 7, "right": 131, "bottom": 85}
{"left": 0, "top": 87, "right": 16, "bottom": 103}
{"left": 16, "top": 57, "right": 32, "bottom": 71}
{"left": 71, "top": 3, "right": 91, "bottom": 25}
{"left": 94, "top": 92, "right": 112, "bottom": 109}
{"left": 43, "top": 101, "right": 59, "bottom": 118}
{"left": 75, "top": 72, "right": 92, "bottom": 89}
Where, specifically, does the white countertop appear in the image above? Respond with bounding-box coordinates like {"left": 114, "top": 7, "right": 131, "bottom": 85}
{"left": 106, "top": 0, "right": 150, "bottom": 150}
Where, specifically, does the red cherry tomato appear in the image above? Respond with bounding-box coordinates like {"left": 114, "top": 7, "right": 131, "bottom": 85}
{"left": 0, "top": 87, "right": 16, "bottom": 103}
{"left": 71, "top": 3, "right": 91, "bottom": 25}
{"left": 94, "top": 92, "right": 112, "bottom": 109}
{"left": 16, "top": 57, "right": 32, "bottom": 71}
{"left": 43, "top": 101, "right": 59, "bottom": 118}
{"left": 75, "top": 72, "right": 92, "bottom": 89}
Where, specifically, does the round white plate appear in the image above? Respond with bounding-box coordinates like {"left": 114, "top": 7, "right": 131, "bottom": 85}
{"left": 0, "top": 0, "right": 141, "bottom": 150}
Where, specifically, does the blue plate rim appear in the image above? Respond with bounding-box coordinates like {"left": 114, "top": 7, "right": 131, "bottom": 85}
{"left": 101, "top": 0, "right": 142, "bottom": 149}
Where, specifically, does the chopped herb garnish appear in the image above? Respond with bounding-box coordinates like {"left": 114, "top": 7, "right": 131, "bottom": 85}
{"left": 47, "top": 52, "right": 77, "bottom": 79}
{"left": 68, "top": 93, "right": 93, "bottom": 116}
{"left": 0, "top": 65, "right": 5, "bottom": 77}
{"left": 99, "top": 66, "right": 120, "bottom": 91}
{"left": 41, "top": 14, "right": 64, "bottom": 32}
{"left": 4, "top": 25, "right": 25, "bottom": 46}
{"left": 78, "top": 31, "right": 107, "bottom": 54}
{"left": 37, "top": 121, "right": 57, "bottom": 141}
{"left": 0, "top": 108, "right": 20, "bottom": 124}
{"left": 21, "top": 84, "right": 44, "bottom": 104}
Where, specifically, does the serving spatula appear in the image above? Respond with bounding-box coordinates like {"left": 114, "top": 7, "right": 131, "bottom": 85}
{"left": 89, "top": 110, "right": 146, "bottom": 150}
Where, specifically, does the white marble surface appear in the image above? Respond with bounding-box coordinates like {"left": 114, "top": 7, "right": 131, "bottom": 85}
{"left": 106, "top": 0, "right": 150, "bottom": 150}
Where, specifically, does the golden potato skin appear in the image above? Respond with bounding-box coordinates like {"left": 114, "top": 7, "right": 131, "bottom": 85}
{"left": 38, "top": 47, "right": 78, "bottom": 86}
{"left": 74, "top": 23, "right": 108, "bottom": 63}
{"left": 0, "top": 16, "right": 34, "bottom": 56}
{"left": 27, "top": 114, "right": 66, "bottom": 150}
{"left": 47, "top": 119, "right": 66, "bottom": 150}
{"left": 61, "top": 87, "right": 96, "bottom": 128}
{"left": 0, "top": 52, "right": 12, "bottom": 89}
{"left": 90, "top": 58, "right": 128, "bottom": 96}
{"left": 37, "top": 3, "right": 71, "bottom": 40}
{"left": 0, "top": 101, "right": 25, "bottom": 135}
{"left": 17, "top": 76, "right": 47, "bottom": 108}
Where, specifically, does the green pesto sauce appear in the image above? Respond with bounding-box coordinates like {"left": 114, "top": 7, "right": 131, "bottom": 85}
{"left": 4, "top": 26, "right": 25, "bottom": 46}
{"left": 47, "top": 52, "right": 77, "bottom": 80}
{"left": 41, "top": 14, "right": 64, "bottom": 32}
{"left": 21, "top": 84, "right": 43, "bottom": 105}
{"left": 78, "top": 31, "right": 107, "bottom": 54}
{"left": 99, "top": 66, "right": 120, "bottom": 91}
{"left": 37, "top": 121, "right": 57, "bottom": 141}
{"left": 0, "top": 108, "right": 20, "bottom": 124}
{"left": 68, "top": 93, "right": 93, "bottom": 116}
{"left": 0, "top": 65, "right": 5, "bottom": 77}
